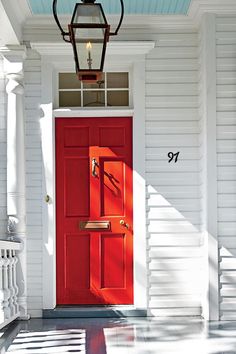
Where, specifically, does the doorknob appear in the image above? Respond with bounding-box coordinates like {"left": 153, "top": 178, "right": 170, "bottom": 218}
{"left": 45, "top": 195, "right": 50, "bottom": 203}
{"left": 120, "top": 219, "right": 129, "bottom": 229}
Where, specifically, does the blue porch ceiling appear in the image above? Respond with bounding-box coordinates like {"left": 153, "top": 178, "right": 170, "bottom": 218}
{"left": 27, "top": 0, "right": 192, "bottom": 15}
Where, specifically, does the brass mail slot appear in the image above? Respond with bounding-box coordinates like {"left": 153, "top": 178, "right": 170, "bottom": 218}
{"left": 80, "top": 221, "right": 110, "bottom": 230}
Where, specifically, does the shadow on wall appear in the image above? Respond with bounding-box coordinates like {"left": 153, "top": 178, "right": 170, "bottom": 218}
{"left": 147, "top": 183, "right": 204, "bottom": 316}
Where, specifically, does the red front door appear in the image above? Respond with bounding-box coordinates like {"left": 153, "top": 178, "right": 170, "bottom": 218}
{"left": 56, "top": 117, "right": 133, "bottom": 305}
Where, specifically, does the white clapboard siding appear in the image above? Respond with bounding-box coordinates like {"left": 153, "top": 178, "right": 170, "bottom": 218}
{"left": 146, "top": 31, "right": 203, "bottom": 317}
{"left": 0, "top": 58, "right": 7, "bottom": 236}
{"left": 24, "top": 49, "right": 43, "bottom": 318}
{"left": 23, "top": 26, "right": 199, "bottom": 45}
{"left": 216, "top": 16, "right": 236, "bottom": 321}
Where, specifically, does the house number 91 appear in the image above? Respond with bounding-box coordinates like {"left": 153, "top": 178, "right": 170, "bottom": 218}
{"left": 168, "top": 152, "right": 180, "bottom": 163}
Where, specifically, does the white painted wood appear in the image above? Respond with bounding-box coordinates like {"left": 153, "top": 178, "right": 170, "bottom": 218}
{"left": 146, "top": 71, "right": 198, "bottom": 84}
{"left": 12, "top": 250, "right": 19, "bottom": 315}
{"left": 150, "top": 308, "right": 202, "bottom": 317}
{"left": 2, "top": 249, "right": 11, "bottom": 320}
{"left": 147, "top": 47, "right": 198, "bottom": 59}
{"left": 149, "top": 235, "right": 201, "bottom": 247}
{"left": 31, "top": 42, "right": 155, "bottom": 57}
{"left": 216, "top": 15, "right": 236, "bottom": 321}
{"left": 23, "top": 49, "right": 43, "bottom": 318}
{"left": 0, "top": 58, "right": 7, "bottom": 237}
{"left": 1, "top": 46, "right": 30, "bottom": 320}
{"left": 150, "top": 297, "right": 201, "bottom": 308}
{"left": 8, "top": 250, "right": 15, "bottom": 316}
{"left": 147, "top": 59, "right": 199, "bottom": 72}
{"left": 149, "top": 247, "right": 202, "bottom": 259}
{"left": 0, "top": 2, "right": 20, "bottom": 45}
{"left": 146, "top": 135, "right": 200, "bottom": 147}
{"left": 0, "top": 251, "right": 5, "bottom": 324}
{"left": 146, "top": 108, "right": 199, "bottom": 120}
{"left": 53, "top": 109, "right": 134, "bottom": 117}
{"left": 132, "top": 59, "right": 147, "bottom": 309}
{"left": 199, "top": 13, "right": 219, "bottom": 321}
{"left": 150, "top": 286, "right": 201, "bottom": 296}
{"left": 0, "top": 242, "right": 20, "bottom": 329}
{"left": 149, "top": 258, "right": 202, "bottom": 271}
{"left": 146, "top": 27, "right": 203, "bottom": 317}
{"left": 146, "top": 83, "right": 198, "bottom": 97}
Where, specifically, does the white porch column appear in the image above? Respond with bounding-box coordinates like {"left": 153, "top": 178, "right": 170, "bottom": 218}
{"left": 0, "top": 45, "right": 29, "bottom": 319}
{"left": 200, "top": 14, "right": 219, "bottom": 321}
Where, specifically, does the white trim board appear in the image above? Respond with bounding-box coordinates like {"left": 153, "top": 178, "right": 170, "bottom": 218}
{"left": 40, "top": 44, "right": 150, "bottom": 311}
{"left": 31, "top": 41, "right": 155, "bottom": 57}
{"left": 0, "top": 0, "right": 31, "bottom": 44}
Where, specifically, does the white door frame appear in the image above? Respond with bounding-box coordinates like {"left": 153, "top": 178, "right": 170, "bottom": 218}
{"left": 33, "top": 41, "right": 155, "bottom": 311}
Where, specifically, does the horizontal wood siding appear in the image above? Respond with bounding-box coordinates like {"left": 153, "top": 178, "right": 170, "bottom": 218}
{"left": 146, "top": 31, "right": 203, "bottom": 316}
{"left": 24, "top": 50, "right": 43, "bottom": 318}
{"left": 216, "top": 16, "right": 236, "bottom": 321}
{"left": 0, "top": 58, "right": 7, "bottom": 237}
{"left": 23, "top": 26, "right": 200, "bottom": 44}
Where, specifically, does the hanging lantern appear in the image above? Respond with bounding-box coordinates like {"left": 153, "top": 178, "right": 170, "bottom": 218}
{"left": 53, "top": 0, "right": 124, "bottom": 82}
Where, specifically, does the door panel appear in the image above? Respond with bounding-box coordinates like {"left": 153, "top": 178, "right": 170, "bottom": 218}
{"left": 65, "top": 158, "right": 90, "bottom": 217}
{"left": 99, "top": 127, "right": 125, "bottom": 147}
{"left": 101, "top": 159, "right": 125, "bottom": 216}
{"left": 56, "top": 117, "right": 133, "bottom": 305}
{"left": 64, "top": 126, "right": 89, "bottom": 147}
{"left": 65, "top": 233, "right": 90, "bottom": 290}
{"left": 101, "top": 234, "right": 125, "bottom": 289}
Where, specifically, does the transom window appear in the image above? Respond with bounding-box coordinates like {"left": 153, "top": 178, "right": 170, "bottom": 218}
{"left": 58, "top": 72, "right": 129, "bottom": 108}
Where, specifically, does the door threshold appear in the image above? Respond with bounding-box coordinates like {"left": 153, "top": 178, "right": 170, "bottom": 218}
{"left": 43, "top": 306, "right": 147, "bottom": 318}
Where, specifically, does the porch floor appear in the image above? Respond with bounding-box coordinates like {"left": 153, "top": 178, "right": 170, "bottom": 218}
{"left": 2, "top": 317, "right": 236, "bottom": 353}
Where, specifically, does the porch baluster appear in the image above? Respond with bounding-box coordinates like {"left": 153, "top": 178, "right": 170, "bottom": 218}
{"left": 2, "top": 249, "right": 10, "bottom": 319}
{"left": 8, "top": 249, "right": 16, "bottom": 316}
{"left": 12, "top": 250, "right": 19, "bottom": 314}
{"left": 0, "top": 251, "right": 5, "bottom": 323}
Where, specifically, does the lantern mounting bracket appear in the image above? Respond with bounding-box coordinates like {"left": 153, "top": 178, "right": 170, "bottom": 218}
{"left": 110, "top": 0, "right": 124, "bottom": 36}
{"left": 52, "top": 0, "right": 70, "bottom": 42}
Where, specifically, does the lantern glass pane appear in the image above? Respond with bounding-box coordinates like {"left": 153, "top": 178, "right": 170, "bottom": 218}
{"left": 72, "top": 4, "right": 106, "bottom": 25}
{"left": 76, "top": 42, "right": 104, "bottom": 70}
{"left": 73, "top": 27, "right": 105, "bottom": 71}
{"left": 75, "top": 27, "right": 105, "bottom": 41}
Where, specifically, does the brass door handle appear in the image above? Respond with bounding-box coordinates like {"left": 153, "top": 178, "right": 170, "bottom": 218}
{"left": 92, "top": 158, "right": 98, "bottom": 177}
{"left": 120, "top": 220, "right": 129, "bottom": 229}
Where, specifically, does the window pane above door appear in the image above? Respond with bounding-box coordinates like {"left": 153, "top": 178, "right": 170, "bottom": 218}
{"left": 58, "top": 72, "right": 129, "bottom": 108}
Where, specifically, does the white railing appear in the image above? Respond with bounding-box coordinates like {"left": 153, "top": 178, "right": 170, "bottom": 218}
{"left": 0, "top": 240, "right": 21, "bottom": 329}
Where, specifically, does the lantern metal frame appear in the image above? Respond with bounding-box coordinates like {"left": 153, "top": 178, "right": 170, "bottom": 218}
{"left": 52, "top": 0, "right": 124, "bottom": 81}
